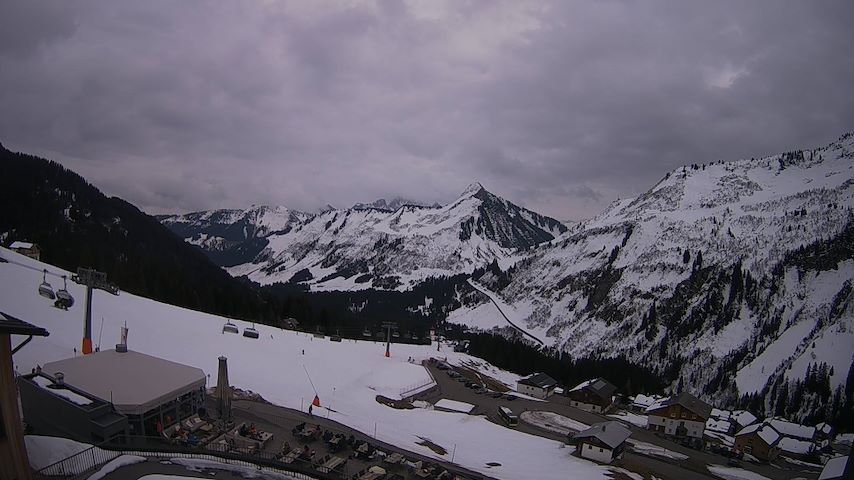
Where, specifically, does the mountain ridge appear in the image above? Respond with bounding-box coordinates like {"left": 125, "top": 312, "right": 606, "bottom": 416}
{"left": 160, "top": 182, "right": 569, "bottom": 289}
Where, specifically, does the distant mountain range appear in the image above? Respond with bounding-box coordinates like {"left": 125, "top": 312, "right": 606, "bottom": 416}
{"left": 159, "top": 182, "right": 568, "bottom": 290}
{"left": 162, "top": 133, "right": 854, "bottom": 425}
{"left": 3, "top": 131, "right": 852, "bottom": 425}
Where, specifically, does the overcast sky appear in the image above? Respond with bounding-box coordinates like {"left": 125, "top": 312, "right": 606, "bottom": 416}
{"left": 2, "top": 1, "right": 853, "bottom": 220}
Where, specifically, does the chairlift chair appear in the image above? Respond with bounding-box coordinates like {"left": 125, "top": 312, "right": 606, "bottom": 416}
{"left": 222, "top": 321, "right": 239, "bottom": 334}
{"left": 38, "top": 269, "right": 56, "bottom": 300}
{"left": 243, "top": 323, "right": 260, "bottom": 339}
{"left": 55, "top": 275, "right": 74, "bottom": 308}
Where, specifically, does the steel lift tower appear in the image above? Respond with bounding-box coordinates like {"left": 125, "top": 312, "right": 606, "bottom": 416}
{"left": 72, "top": 267, "right": 119, "bottom": 354}
{"left": 382, "top": 321, "right": 397, "bottom": 357}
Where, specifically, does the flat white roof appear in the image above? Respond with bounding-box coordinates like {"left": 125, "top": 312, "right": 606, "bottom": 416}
{"left": 10, "top": 241, "right": 34, "bottom": 249}
{"left": 434, "top": 399, "right": 475, "bottom": 414}
{"left": 43, "top": 349, "right": 206, "bottom": 415}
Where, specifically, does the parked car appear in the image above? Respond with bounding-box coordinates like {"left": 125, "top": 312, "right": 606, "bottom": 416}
{"left": 490, "top": 392, "right": 504, "bottom": 398}
{"left": 447, "top": 371, "right": 461, "bottom": 378}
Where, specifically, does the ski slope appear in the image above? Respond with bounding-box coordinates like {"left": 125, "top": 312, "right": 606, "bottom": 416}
{"left": 0, "top": 247, "right": 611, "bottom": 480}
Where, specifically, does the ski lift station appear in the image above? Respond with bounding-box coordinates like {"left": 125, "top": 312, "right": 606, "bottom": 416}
{"left": 18, "top": 348, "right": 206, "bottom": 443}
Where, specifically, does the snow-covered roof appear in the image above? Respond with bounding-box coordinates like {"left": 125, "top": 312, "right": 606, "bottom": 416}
{"left": 645, "top": 392, "right": 712, "bottom": 419}
{"left": 43, "top": 349, "right": 206, "bottom": 415}
{"left": 568, "top": 377, "right": 617, "bottom": 398}
{"left": 573, "top": 421, "right": 631, "bottom": 449}
{"left": 705, "top": 418, "right": 732, "bottom": 434}
{"left": 434, "top": 399, "right": 475, "bottom": 414}
{"left": 735, "top": 423, "right": 780, "bottom": 446}
{"left": 731, "top": 410, "right": 757, "bottom": 427}
{"left": 630, "top": 394, "right": 663, "bottom": 408}
{"left": 518, "top": 372, "right": 558, "bottom": 389}
{"left": 819, "top": 455, "right": 849, "bottom": 480}
{"left": 10, "top": 241, "right": 34, "bottom": 249}
{"left": 30, "top": 375, "right": 95, "bottom": 406}
{"left": 767, "top": 418, "right": 815, "bottom": 440}
{"left": 778, "top": 437, "right": 814, "bottom": 455}
{"left": 710, "top": 408, "right": 731, "bottom": 419}
{"left": 816, "top": 422, "right": 833, "bottom": 435}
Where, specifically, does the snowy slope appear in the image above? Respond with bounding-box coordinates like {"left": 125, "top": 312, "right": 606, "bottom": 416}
{"left": 450, "top": 133, "right": 854, "bottom": 409}
{"left": 162, "top": 183, "right": 567, "bottom": 290}
{"left": 1, "top": 248, "right": 609, "bottom": 480}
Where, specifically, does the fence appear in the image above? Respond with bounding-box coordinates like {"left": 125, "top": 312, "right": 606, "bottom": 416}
{"left": 33, "top": 435, "right": 336, "bottom": 480}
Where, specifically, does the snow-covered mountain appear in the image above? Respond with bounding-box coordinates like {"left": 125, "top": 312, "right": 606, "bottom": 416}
{"left": 352, "top": 197, "right": 439, "bottom": 211}
{"left": 160, "top": 183, "right": 567, "bottom": 290}
{"left": 454, "top": 133, "right": 854, "bottom": 414}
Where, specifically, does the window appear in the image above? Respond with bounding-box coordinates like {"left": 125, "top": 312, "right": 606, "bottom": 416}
{"left": 681, "top": 412, "right": 687, "bottom": 418}
{"left": 670, "top": 412, "right": 677, "bottom": 418}
{"left": 599, "top": 448, "right": 603, "bottom": 453}
{"left": 588, "top": 444, "right": 592, "bottom": 449}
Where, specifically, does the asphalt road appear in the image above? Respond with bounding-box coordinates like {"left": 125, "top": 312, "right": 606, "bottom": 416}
{"left": 418, "top": 361, "right": 819, "bottom": 480}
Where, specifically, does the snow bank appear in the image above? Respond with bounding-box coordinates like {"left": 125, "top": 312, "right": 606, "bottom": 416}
{"left": 25, "top": 435, "right": 100, "bottom": 471}
{"left": 707, "top": 464, "right": 771, "bottom": 480}
{"left": 87, "top": 455, "right": 146, "bottom": 480}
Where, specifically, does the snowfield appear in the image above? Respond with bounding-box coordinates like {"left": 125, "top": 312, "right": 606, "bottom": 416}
{"left": 2, "top": 248, "right": 612, "bottom": 480}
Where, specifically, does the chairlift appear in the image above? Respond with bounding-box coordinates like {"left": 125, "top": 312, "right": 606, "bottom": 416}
{"left": 38, "top": 269, "right": 56, "bottom": 300}
{"left": 243, "top": 323, "right": 260, "bottom": 339}
{"left": 222, "top": 321, "right": 239, "bottom": 334}
{"left": 55, "top": 275, "right": 74, "bottom": 309}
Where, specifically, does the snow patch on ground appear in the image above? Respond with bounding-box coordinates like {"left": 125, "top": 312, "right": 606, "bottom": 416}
{"left": 520, "top": 411, "right": 589, "bottom": 436}
{"left": 25, "top": 435, "right": 101, "bottom": 471}
{"left": 707, "top": 464, "right": 772, "bottom": 480}
{"left": 87, "top": 455, "right": 146, "bottom": 480}
{"left": 626, "top": 440, "right": 688, "bottom": 461}
{"left": 608, "top": 411, "right": 648, "bottom": 428}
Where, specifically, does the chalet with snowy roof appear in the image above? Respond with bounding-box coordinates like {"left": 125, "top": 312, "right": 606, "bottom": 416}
{"left": 8, "top": 241, "right": 40, "bottom": 260}
{"left": 777, "top": 436, "right": 815, "bottom": 461}
{"left": 735, "top": 423, "right": 781, "bottom": 461}
{"left": 570, "top": 421, "right": 632, "bottom": 464}
{"left": 516, "top": 372, "right": 558, "bottom": 399}
{"left": 731, "top": 410, "right": 757, "bottom": 429}
{"left": 646, "top": 392, "right": 712, "bottom": 444}
{"left": 628, "top": 393, "right": 664, "bottom": 413}
{"left": 767, "top": 417, "right": 816, "bottom": 442}
{"left": 705, "top": 408, "right": 756, "bottom": 435}
{"left": 565, "top": 377, "right": 617, "bottom": 413}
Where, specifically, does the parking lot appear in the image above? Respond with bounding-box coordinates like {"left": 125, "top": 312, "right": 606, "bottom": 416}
{"left": 417, "top": 360, "right": 819, "bottom": 480}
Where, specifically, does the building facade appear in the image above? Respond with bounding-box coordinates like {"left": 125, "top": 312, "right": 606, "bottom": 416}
{"left": 566, "top": 378, "right": 617, "bottom": 413}
{"left": 516, "top": 373, "right": 557, "bottom": 400}
{"left": 646, "top": 392, "right": 712, "bottom": 445}
{"left": 734, "top": 423, "right": 781, "bottom": 462}
{"left": 571, "top": 421, "right": 631, "bottom": 464}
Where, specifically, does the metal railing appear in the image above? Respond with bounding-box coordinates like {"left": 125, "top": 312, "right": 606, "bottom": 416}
{"left": 33, "top": 434, "right": 336, "bottom": 480}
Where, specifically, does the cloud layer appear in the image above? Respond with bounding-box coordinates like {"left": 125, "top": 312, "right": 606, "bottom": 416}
{"left": 2, "top": 1, "right": 853, "bottom": 220}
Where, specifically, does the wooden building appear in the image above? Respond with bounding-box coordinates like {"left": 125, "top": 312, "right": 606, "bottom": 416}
{"left": 0, "top": 311, "right": 49, "bottom": 480}
{"left": 516, "top": 372, "right": 558, "bottom": 400}
{"left": 646, "top": 392, "right": 712, "bottom": 445}
{"left": 570, "top": 421, "right": 632, "bottom": 464}
{"left": 734, "top": 423, "right": 781, "bottom": 462}
{"left": 566, "top": 377, "right": 617, "bottom": 413}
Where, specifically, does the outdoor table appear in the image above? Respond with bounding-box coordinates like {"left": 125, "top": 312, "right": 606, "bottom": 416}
{"left": 282, "top": 448, "right": 302, "bottom": 464}
{"left": 317, "top": 455, "right": 346, "bottom": 473}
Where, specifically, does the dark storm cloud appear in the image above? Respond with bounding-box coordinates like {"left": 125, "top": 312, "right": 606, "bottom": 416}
{"left": 1, "top": 1, "right": 852, "bottom": 220}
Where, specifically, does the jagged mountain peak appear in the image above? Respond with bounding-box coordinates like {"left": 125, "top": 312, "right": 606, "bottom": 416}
{"left": 460, "top": 182, "right": 486, "bottom": 198}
